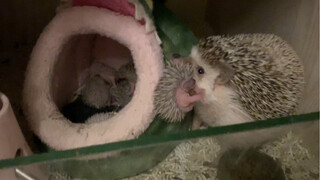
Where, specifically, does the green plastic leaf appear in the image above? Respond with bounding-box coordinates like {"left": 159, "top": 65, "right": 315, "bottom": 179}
{"left": 153, "top": 2, "right": 198, "bottom": 62}
{"left": 51, "top": 112, "right": 193, "bottom": 179}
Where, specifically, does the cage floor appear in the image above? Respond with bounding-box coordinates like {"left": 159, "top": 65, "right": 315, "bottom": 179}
{"left": 47, "top": 130, "right": 318, "bottom": 180}
{"left": 122, "top": 131, "right": 318, "bottom": 180}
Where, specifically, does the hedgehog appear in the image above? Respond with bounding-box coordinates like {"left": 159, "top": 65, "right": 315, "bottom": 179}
{"left": 81, "top": 75, "right": 112, "bottom": 109}
{"left": 72, "top": 62, "right": 136, "bottom": 108}
{"left": 217, "top": 148, "right": 285, "bottom": 180}
{"left": 188, "top": 34, "right": 305, "bottom": 148}
{"left": 154, "top": 55, "right": 204, "bottom": 122}
{"left": 104, "top": 62, "right": 138, "bottom": 107}
{"left": 117, "top": 62, "right": 137, "bottom": 85}
{"left": 109, "top": 78, "right": 133, "bottom": 107}
{"left": 155, "top": 34, "right": 304, "bottom": 149}
{"left": 68, "top": 62, "right": 117, "bottom": 107}
{"left": 192, "top": 34, "right": 304, "bottom": 119}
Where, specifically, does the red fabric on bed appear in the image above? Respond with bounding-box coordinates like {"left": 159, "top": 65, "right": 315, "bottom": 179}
{"left": 73, "top": 0, "right": 146, "bottom": 24}
{"left": 73, "top": 0, "right": 135, "bottom": 17}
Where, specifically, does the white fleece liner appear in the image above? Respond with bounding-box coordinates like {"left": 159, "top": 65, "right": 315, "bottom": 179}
{"left": 23, "top": 6, "right": 163, "bottom": 150}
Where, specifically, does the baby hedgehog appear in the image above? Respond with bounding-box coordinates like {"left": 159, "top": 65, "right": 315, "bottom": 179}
{"left": 154, "top": 55, "right": 204, "bottom": 122}
{"left": 117, "top": 62, "right": 137, "bottom": 87}
{"left": 109, "top": 78, "right": 133, "bottom": 107}
{"left": 81, "top": 75, "right": 112, "bottom": 109}
{"left": 188, "top": 34, "right": 304, "bottom": 148}
{"left": 110, "top": 62, "right": 137, "bottom": 106}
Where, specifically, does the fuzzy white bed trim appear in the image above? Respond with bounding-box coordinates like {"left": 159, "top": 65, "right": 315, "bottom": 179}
{"left": 23, "top": 6, "right": 163, "bottom": 150}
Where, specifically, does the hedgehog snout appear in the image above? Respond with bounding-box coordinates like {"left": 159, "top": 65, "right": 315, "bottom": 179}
{"left": 182, "top": 78, "right": 196, "bottom": 90}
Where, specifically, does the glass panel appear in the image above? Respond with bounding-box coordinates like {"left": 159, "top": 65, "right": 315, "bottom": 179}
{"left": 0, "top": 112, "right": 318, "bottom": 180}
{"left": 0, "top": 165, "right": 49, "bottom": 180}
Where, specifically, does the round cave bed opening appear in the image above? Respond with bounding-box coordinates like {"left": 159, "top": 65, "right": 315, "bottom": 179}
{"left": 23, "top": 7, "right": 163, "bottom": 150}
{"left": 52, "top": 34, "right": 138, "bottom": 124}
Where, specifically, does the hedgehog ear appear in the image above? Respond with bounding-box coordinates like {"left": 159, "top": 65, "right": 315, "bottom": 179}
{"left": 170, "top": 53, "right": 182, "bottom": 64}
{"left": 215, "top": 62, "right": 234, "bottom": 85}
{"left": 170, "top": 53, "right": 192, "bottom": 65}
{"left": 172, "top": 53, "right": 181, "bottom": 59}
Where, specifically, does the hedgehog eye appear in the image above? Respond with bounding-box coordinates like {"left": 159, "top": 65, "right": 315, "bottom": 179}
{"left": 116, "top": 78, "right": 127, "bottom": 84}
{"left": 197, "top": 67, "right": 205, "bottom": 74}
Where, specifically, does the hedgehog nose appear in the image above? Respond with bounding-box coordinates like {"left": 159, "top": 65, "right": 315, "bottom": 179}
{"left": 183, "top": 78, "right": 196, "bottom": 89}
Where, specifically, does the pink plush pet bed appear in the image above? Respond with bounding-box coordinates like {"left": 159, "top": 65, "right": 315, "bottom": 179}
{"left": 23, "top": 0, "right": 163, "bottom": 151}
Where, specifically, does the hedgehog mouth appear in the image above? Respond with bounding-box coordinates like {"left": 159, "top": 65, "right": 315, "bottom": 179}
{"left": 193, "top": 86, "right": 205, "bottom": 99}
{"left": 187, "top": 79, "right": 205, "bottom": 97}
{"left": 182, "top": 78, "right": 205, "bottom": 99}
{"left": 189, "top": 87, "right": 205, "bottom": 97}
{"left": 181, "top": 78, "right": 205, "bottom": 111}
